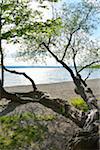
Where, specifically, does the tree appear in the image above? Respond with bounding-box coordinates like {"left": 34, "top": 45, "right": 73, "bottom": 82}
{"left": 17, "top": 0, "right": 100, "bottom": 134}
{"left": 0, "top": 0, "right": 37, "bottom": 91}
{"left": 0, "top": 0, "right": 99, "bottom": 149}
{"left": 19, "top": 0, "right": 100, "bottom": 108}
{"left": 40, "top": 2, "right": 100, "bottom": 137}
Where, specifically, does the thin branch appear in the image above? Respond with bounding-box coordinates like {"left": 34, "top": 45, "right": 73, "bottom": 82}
{"left": 3, "top": 66, "right": 37, "bottom": 91}
{"left": 61, "top": 33, "right": 72, "bottom": 61}
{"left": 61, "top": 21, "right": 84, "bottom": 62}
{"left": 84, "top": 70, "right": 93, "bottom": 81}
{"left": 71, "top": 47, "right": 78, "bottom": 75}
{"left": 78, "top": 60, "right": 100, "bottom": 73}
{"left": 61, "top": 6, "right": 93, "bottom": 61}
{"left": 72, "top": 5, "right": 92, "bottom": 34}
{"left": 48, "top": 36, "right": 51, "bottom": 46}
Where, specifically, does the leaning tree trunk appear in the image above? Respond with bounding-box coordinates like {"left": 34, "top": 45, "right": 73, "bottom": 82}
{"left": 74, "top": 76, "right": 99, "bottom": 132}
{"left": 0, "top": 47, "right": 4, "bottom": 87}
{"left": 42, "top": 42, "right": 99, "bottom": 149}
{"left": 74, "top": 75, "right": 98, "bottom": 110}
{"left": 0, "top": 14, "right": 4, "bottom": 87}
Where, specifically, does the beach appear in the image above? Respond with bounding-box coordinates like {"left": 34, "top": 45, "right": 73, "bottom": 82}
{"left": 5, "top": 78, "right": 100, "bottom": 101}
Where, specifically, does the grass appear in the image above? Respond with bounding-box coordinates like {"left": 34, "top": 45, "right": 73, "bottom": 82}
{"left": 70, "top": 97, "right": 89, "bottom": 112}
{"left": 71, "top": 97, "right": 100, "bottom": 112}
{"left": 0, "top": 112, "right": 56, "bottom": 150}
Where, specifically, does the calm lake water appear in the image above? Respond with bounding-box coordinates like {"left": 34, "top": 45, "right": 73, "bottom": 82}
{"left": 0, "top": 66, "right": 100, "bottom": 87}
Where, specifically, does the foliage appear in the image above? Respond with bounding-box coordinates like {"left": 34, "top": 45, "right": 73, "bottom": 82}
{"left": 17, "top": 17, "right": 62, "bottom": 61}
{"left": 71, "top": 97, "right": 89, "bottom": 112}
{"left": 0, "top": 112, "right": 55, "bottom": 150}
{"left": 1, "top": 0, "right": 61, "bottom": 43}
{"left": 0, "top": 0, "right": 50, "bottom": 86}
{"left": 18, "top": 0, "right": 100, "bottom": 67}
{"left": 90, "top": 64, "right": 100, "bottom": 68}
{"left": 1, "top": 0, "right": 36, "bottom": 41}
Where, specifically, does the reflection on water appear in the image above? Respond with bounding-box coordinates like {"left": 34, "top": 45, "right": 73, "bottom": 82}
{"left": 0, "top": 67, "right": 100, "bottom": 87}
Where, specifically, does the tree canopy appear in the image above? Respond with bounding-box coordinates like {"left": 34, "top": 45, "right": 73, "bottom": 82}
{"left": 18, "top": 0, "right": 100, "bottom": 69}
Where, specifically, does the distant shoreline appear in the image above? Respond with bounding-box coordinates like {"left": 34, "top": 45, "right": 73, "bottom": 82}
{"left": 1, "top": 65, "right": 100, "bottom": 68}
{"left": 1, "top": 66, "right": 63, "bottom": 69}
{"left": 5, "top": 78, "right": 100, "bottom": 101}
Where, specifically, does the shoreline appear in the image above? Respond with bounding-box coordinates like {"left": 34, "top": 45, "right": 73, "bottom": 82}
{"left": 5, "top": 78, "right": 100, "bottom": 100}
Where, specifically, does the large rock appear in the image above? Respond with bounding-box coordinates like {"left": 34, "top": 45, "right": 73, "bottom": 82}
{"left": 0, "top": 90, "right": 99, "bottom": 150}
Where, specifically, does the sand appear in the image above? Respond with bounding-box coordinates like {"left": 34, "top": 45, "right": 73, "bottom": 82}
{"left": 5, "top": 78, "right": 100, "bottom": 101}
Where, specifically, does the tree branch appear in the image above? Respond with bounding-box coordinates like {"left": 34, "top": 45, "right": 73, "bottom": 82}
{"left": 78, "top": 60, "right": 100, "bottom": 73}
{"left": 84, "top": 70, "right": 93, "bottom": 82}
{"left": 3, "top": 66, "right": 37, "bottom": 91}
{"left": 61, "top": 33, "right": 72, "bottom": 61}
{"left": 40, "top": 96, "right": 83, "bottom": 127}
{"left": 0, "top": 86, "right": 83, "bottom": 127}
{"left": 61, "top": 6, "right": 93, "bottom": 62}
{"left": 71, "top": 47, "right": 78, "bottom": 75}
{"left": 42, "top": 42, "right": 75, "bottom": 80}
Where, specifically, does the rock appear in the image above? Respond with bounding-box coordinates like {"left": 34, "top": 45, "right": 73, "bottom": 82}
{"left": 0, "top": 90, "right": 99, "bottom": 150}
{"left": 0, "top": 100, "right": 80, "bottom": 150}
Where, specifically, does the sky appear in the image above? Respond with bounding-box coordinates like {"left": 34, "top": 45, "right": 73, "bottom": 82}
{"left": 3, "top": 0, "right": 100, "bottom": 66}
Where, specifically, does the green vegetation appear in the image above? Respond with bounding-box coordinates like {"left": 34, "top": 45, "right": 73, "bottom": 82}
{"left": 0, "top": 112, "right": 55, "bottom": 150}
{"left": 90, "top": 65, "right": 100, "bottom": 69}
{"left": 71, "top": 98, "right": 89, "bottom": 112}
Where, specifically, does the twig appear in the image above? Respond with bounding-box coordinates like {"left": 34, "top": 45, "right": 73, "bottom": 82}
{"left": 84, "top": 70, "right": 93, "bottom": 81}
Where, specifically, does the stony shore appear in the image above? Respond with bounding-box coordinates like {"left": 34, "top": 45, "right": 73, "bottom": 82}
{"left": 5, "top": 78, "right": 100, "bottom": 101}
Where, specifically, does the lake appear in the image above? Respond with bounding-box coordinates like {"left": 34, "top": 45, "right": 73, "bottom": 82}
{"left": 0, "top": 66, "right": 100, "bottom": 87}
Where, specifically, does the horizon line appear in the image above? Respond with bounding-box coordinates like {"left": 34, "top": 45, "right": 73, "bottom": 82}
{"left": 3, "top": 65, "right": 64, "bottom": 69}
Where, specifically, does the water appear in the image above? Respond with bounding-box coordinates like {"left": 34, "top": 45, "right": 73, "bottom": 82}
{"left": 0, "top": 66, "right": 100, "bottom": 87}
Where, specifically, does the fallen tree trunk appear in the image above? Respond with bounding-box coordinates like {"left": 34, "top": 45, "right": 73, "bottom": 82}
{"left": 0, "top": 85, "right": 99, "bottom": 129}
{"left": 0, "top": 85, "right": 99, "bottom": 150}
{"left": 0, "top": 85, "right": 84, "bottom": 127}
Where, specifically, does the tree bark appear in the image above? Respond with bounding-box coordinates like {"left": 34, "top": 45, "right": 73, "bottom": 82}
{"left": 0, "top": 14, "right": 4, "bottom": 87}
{"left": 0, "top": 85, "right": 83, "bottom": 127}
{"left": 0, "top": 42, "right": 4, "bottom": 87}
{"left": 74, "top": 76, "right": 98, "bottom": 110}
